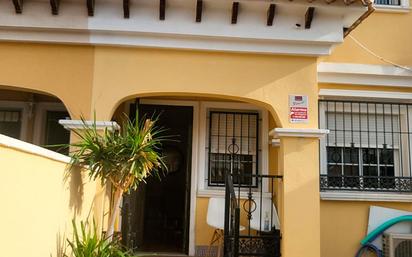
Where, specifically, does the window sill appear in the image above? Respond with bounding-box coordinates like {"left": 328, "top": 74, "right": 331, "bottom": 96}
{"left": 321, "top": 191, "right": 412, "bottom": 202}
{"left": 197, "top": 189, "right": 272, "bottom": 199}
{"left": 374, "top": 5, "right": 411, "bottom": 13}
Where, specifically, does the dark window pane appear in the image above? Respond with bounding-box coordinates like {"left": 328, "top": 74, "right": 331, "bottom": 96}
{"left": 363, "top": 149, "right": 377, "bottom": 164}
{"left": 363, "top": 166, "right": 378, "bottom": 176}
{"left": 209, "top": 153, "right": 253, "bottom": 186}
{"left": 379, "top": 149, "right": 394, "bottom": 165}
{"left": 0, "top": 110, "right": 21, "bottom": 139}
{"left": 344, "top": 165, "right": 359, "bottom": 176}
{"left": 380, "top": 166, "right": 394, "bottom": 177}
{"left": 44, "top": 111, "right": 70, "bottom": 154}
{"left": 327, "top": 147, "right": 342, "bottom": 163}
{"left": 344, "top": 148, "right": 359, "bottom": 164}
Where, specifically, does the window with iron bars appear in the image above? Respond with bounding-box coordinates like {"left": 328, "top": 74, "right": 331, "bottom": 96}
{"left": 207, "top": 111, "right": 259, "bottom": 187}
{"left": 374, "top": 0, "right": 409, "bottom": 8}
{"left": 374, "top": 0, "right": 401, "bottom": 6}
{"left": 319, "top": 100, "right": 412, "bottom": 193}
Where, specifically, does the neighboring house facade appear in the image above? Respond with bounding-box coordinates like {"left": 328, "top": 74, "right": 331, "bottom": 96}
{"left": 318, "top": 1, "right": 412, "bottom": 257}
{"left": 0, "top": 0, "right": 411, "bottom": 257}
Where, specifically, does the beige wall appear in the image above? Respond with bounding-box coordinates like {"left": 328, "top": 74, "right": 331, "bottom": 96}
{"left": 0, "top": 143, "right": 98, "bottom": 257}
{"left": 324, "top": 1, "right": 412, "bottom": 66}
{"left": 91, "top": 47, "right": 318, "bottom": 129}
{"left": 321, "top": 201, "right": 412, "bottom": 257}
{"left": 0, "top": 43, "right": 94, "bottom": 119}
{"left": 0, "top": 42, "right": 318, "bottom": 129}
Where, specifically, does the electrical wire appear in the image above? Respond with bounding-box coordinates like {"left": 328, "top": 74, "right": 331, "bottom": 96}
{"left": 348, "top": 34, "right": 412, "bottom": 73}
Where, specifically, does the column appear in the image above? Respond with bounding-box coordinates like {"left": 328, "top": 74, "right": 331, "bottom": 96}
{"left": 274, "top": 128, "right": 328, "bottom": 257}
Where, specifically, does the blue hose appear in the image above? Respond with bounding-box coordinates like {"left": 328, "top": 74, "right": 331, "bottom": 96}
{"left": 355, "top": 243, "right": 383, "bottom": 257}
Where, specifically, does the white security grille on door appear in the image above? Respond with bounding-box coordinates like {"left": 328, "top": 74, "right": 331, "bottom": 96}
{"left": 207, "top": 111, "right": 259, "bottom": 187}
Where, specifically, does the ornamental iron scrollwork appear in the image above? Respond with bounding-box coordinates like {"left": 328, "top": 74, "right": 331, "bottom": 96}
{"left": 224, "top": 138, "right": 282, "bottom": 257}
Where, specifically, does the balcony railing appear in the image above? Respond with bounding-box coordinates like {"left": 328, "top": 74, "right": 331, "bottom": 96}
{"left": 320, "top": 175, "right": 412, "bottom": 192}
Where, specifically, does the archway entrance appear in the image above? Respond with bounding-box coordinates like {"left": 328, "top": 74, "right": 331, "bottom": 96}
{"left": 112, "top": 95, "right": 278, "bottom": 256}
{"left": 122, "top": 103, "right": 193, "bottom": 254}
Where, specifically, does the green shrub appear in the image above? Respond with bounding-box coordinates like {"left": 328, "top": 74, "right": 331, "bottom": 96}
{"left": 66, "top": 220, "right": 134, "bottom": 257}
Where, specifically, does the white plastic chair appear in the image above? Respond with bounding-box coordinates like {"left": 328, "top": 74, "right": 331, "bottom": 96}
{"left": 206, "top": 197, "right": 245, "bottom": 257}
{"left": 249, "top": 198, "right": 280, "bottom": 232}
{"left": 207, "top": 197, "right": 226, "bottom": 230}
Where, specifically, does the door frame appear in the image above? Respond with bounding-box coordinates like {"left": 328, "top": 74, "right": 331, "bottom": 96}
{"left": 139, "top": 99, "right": 199, "bottom": 256}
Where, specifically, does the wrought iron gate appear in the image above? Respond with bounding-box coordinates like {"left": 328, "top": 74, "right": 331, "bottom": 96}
{"left": 223, "top": 140, "right": 282, "bottom": 257}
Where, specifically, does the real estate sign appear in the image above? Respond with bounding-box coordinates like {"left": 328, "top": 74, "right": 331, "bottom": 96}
{"left": 289, "top": 95, "right": 308, "bottom": 123}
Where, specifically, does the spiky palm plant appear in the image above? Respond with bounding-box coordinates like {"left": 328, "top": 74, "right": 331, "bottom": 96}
{"left": 66, "top": 220, "right": 134, "bottom": 257}
{"left": 68, "top": 113, "right": 167, "bottom": 240}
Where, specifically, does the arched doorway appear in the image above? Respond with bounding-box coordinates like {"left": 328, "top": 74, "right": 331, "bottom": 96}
{"left": 111, "top": 95, "right": 275, "bottom": 256}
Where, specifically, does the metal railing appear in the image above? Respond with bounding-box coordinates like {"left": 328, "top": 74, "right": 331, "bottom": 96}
{"left": 319, "top": 100, "right": 412, "bottom": 193}
{"left": 224, "top": 172, "right": 240, "bottom": 257}
{"left": 224, "top": 173, "right": 282, "bottom": 257}
{"left": 320, "top": 174, "right": 412, "bottom": 192}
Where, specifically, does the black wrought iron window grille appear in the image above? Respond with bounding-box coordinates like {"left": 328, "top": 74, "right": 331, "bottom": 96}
{"left": 207, "top": 110, "right": 260, "bottom": 187}
{"left": 319, "top": 100, "right": 412, "bottom": 193}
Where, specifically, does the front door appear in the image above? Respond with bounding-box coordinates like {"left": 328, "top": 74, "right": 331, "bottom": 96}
{"left": 122, "top": 104, "right": 193, "bottom": 254}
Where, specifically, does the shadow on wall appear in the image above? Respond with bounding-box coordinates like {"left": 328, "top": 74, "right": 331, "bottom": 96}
{"left": 51, "top": 231, "right": 67, "bottom": 257}
{"left": 66, "top": 165, "right": 84, "bottom": 215}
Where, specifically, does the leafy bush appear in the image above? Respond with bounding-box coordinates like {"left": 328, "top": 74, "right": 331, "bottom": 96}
{"left": 66, "top": 220, "right": 134, "bottom": 257}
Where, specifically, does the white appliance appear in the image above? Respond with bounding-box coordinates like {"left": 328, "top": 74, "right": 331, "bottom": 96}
{"left": 382, "top": 233, "right": 412, "bottom": 257}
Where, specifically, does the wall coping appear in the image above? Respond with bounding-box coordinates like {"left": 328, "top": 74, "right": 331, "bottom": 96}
{"left": 319, "top": 89, "right": 412, "bottom": 101}
{"left": 321, "top": 191, "right": 412, "bottom": 202}
{"left": 59, "top": 120, "right": 120, "bottom": 131}
{"left": 318, "top": 62, "right": 412, "bottom": 87}
{"left": 269, "top": 128, "right": 329, "bottom": 138}
{"left": 0, "top": 134, "right": 71, "bottom": 164}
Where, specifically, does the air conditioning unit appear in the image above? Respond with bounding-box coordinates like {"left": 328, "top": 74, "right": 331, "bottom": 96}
{"left": 383, "top": 233, "right": 412, "bottom": 257}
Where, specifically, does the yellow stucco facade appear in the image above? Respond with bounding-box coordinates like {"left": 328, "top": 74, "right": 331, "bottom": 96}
{"left": 1, "top": 1, "right": 412, "bottom": 257}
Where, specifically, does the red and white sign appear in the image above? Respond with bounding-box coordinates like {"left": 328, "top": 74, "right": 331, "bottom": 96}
{"left": 289, "top": 95, "right": 308, "bottom": 123}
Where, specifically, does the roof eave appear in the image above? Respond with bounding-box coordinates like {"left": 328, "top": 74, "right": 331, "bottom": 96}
{"left": 344, "top": 0, "right": 375, "bottom": 37}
